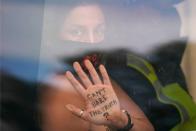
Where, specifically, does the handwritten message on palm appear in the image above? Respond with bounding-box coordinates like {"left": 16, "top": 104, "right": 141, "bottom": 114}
{"left": 65, "top": 60, "right": 121, "bottom": 125}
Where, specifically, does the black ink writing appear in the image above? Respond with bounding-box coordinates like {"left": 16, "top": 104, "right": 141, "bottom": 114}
{"left": 89, "top": 99, "right": 118, "bottom": 117}
{"left": 89, "top": 109, "right": 102, "bottom": 117}
{"left": 101, "top": 99, "right": 117, "bottom": 112}
{"left": 91, "top": 95, "right": 107, "bottom": 107}
{"left": 87, "top": 88, "right": 107, "bottom": 108}
{"left": 87, "top": 88, "right": 106, "bottom": 100}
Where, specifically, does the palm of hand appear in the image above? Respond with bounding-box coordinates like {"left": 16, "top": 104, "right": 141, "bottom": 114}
{"left": 84, "top": 85, "right": 120, "bottom": 125}
{"left": 65, "top": 60, "right": 121, "bottom": 125}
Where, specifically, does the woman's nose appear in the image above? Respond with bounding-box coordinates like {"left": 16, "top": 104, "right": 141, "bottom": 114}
{"left": 87, "top": 31, "right": 96, "bottom": 43}
{"left": 85, "top": 31, "right": 103, "bottom": 44}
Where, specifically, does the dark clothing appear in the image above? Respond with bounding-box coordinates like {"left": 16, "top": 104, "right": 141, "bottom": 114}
{"left": 105, "top": 41, "right": 187, "bottom": 131}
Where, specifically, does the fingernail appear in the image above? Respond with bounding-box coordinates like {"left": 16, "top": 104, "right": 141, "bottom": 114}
{"left": 66, "top": 71, "right": 70, "bottom": 75}
{"left": 66, "top": 104, "right": 73, "bottom": 111}
{"left": 84, "top": 59, "right": 90, "bottom": 65}
{"left": 73, "top": 62, "right": 79, "bottom": 67}
{"left": 99, "top": 64, "right": 104, "bottom": 68}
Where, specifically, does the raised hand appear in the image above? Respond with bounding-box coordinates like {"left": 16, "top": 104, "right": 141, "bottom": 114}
{"left": 65, "top": 60, "right": 125, "bottom": 126}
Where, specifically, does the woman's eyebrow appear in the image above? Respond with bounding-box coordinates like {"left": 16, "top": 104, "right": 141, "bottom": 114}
{"left": 97, "top": 23, "right": 105, "bottom": 27}
{"left": 69, "top": 25, "right": 86, "bottom": 29}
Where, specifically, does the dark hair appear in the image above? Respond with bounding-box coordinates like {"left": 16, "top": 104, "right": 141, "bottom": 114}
{"left": 42, "top": 0, "right": 105, "bottom": 45}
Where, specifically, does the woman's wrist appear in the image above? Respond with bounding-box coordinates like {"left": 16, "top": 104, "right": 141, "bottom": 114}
{"left": 117, "top": 110, "right": 129, "bottom": 128}
{"left": 109, "top": 110, "right": 133, "bottom": 131}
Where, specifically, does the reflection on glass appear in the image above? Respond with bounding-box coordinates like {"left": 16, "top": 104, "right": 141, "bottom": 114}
{"left": 60, "top": 5, "right": 105, "bottom": 44}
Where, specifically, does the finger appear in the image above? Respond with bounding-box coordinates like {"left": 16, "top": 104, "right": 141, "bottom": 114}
{"left": 73, "top": 62, "right": 93, "bottom": 88}
{"left": 99, "top": 65, "right": 111, "bottom": 85}
{"left": 65, "top": 104, "right": 89, "bottom": 121}
{"left": 84, "top": 60, "right": 102, "bottom": 84}
{"left": 66, "top": 71, "right": 86, "bottom": 98}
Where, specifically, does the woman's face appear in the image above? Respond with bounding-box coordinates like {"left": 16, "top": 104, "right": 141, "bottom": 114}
{"left": 60, "top": 5, "right": 105, "bottom": 44}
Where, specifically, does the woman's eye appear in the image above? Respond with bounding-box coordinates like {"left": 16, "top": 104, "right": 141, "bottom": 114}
{"left": 95, "top": 26, "right": 105, "bottom": 36}
{"left": 69, "top": 29, "right": 83, "bottom": 36}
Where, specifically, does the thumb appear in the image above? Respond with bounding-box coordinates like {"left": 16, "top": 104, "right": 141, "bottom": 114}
{"left": 65, "top": 104, "right": 76, "bottom": 112}
{"left": 65, "top": 104, "right": 88, "bottom": 120}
